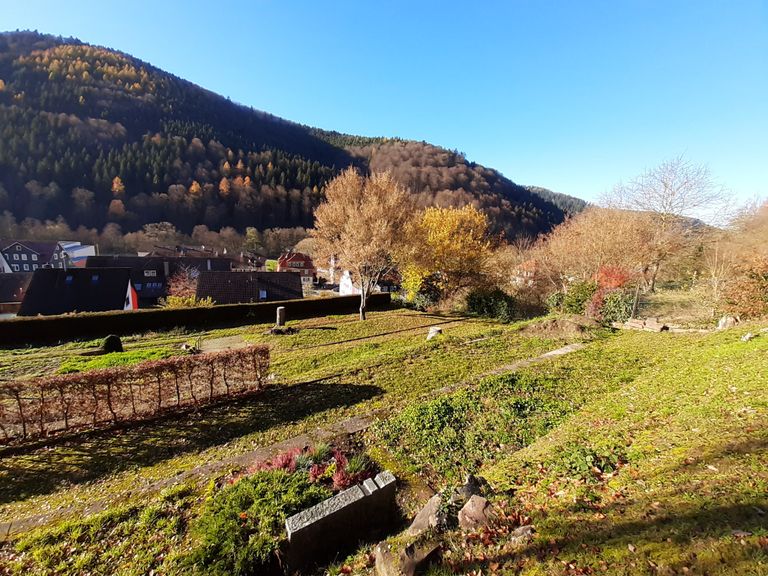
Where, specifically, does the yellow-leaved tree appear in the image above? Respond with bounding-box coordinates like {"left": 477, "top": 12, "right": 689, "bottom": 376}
{"left": 404, "top": 205, "right": 493, "bottom": 298}
{"left": 313, "top": 168, "right": 413, "bottom": 320}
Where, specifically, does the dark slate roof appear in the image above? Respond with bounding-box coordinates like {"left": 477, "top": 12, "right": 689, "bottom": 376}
{"left": 18, "top": 268, "right": 132, "bottom": 316}
{"left": 0, "top": 273, "right": 32, "bottom": 303}
{"left": 196, "top": 271, "right": 303, "bottom": 304}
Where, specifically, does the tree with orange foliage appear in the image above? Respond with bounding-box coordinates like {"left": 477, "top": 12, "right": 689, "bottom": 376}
{"left": 312, "top": 168, "right": 413, "bottom": 320}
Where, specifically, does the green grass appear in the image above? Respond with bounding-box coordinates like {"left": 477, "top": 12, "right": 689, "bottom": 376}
{"left": 0, "top": 310, "right": 583, "bottom": 549}
{"left": 57, "top": 348, "right": 179, "bottom": 373}
{"left": 453, "top": 327, "right": 768, "bottom": 575}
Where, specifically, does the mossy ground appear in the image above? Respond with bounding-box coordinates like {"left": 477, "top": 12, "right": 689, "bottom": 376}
{"left": 0, "top": 309, "right": 582, "bottom": 574}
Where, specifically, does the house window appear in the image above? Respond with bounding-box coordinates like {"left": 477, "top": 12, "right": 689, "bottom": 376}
{"left": 144, "top": 270, "right": 157, "bottom": 277}
{"left": 32, "top": 254, "right": 37, "bottom": 261}
{"left": 13, "top": 254, "right": 18, "bottom": 260}
{"left": 21, "top": 254, "right": 27, "bottom": 261}
{"left": 12, "top": 264, "right": 18, "bottom": 271}
{"left": 65, "top": 274, "right": 73, "bottom": 285}
{"left": 32, "top": 264, "right": 38, "bottom": 270}
{"left": 259, "top": 289, "right": 267, "bottom": 300}
{"left": 23, "top": 264, "right": 29, "bottom": 271}
{"left": 15, "top": 246, "right": 21, "bottom": 251}
{"left": 53, "top": 253, "right": 58, "bottom": 260}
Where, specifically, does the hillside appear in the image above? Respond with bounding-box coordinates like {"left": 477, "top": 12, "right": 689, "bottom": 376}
{"left": 0, "top": 31, "right": 576, "bottom": 238}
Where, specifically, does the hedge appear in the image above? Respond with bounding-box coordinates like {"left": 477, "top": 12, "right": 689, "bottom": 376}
{"left": 0, "top": 293, "right": 391, "bottom": 348}
{"left": 0, "top": 345, "right": 269, "bottom": 444}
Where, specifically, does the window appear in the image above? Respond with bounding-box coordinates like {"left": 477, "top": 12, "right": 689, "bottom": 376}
{"left": 53, "top": 253, "right": 58, "bottom": 260}
{"left": 259, "top": 289, "right": 267, "bottom": 300}
{"left": 31, "top": 254, "right": 37, "bottom": 261}
{"left": 21, "top": 254, "right": 27, "bottom": 261}
{"left": 15, "top": 245, "right": 21, "bottom": 251}
{"left": 32, "top": 264, "right": 38, "bottom": 270}
{"left": 65, "top": 274, "right": 73, "bottom": 285}
{"left": 12, "top": 264, "right": 18, "bottom": 271}
{"left": 23, "top": 264, "right": 29, "bottom": 271}
{"left": 13, "top": 254, "right": 18, "bottom": 261}
{"left": 144, "top": 270, "right": 157, "bottom": 277}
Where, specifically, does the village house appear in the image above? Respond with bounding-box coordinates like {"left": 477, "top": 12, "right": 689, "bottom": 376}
{"left": 338, "top": 270, "right": 401, "bottom": 296}
{"left": 277, "top": 251, "right": 317, "bottom": 287}
{"left": 18, "top": 268, "right": 138, "bottom": 316}
{"left": 0, "top": 240, "right": 96, "bottom": 272}
{"left": 195, "top": 271, "right": 304, "bottom": 304}
{"left": 511, "top": 259, "right": 538, "bottom": 287}
{"left": 86, "top": 255, "right": 234, "bottom": 307}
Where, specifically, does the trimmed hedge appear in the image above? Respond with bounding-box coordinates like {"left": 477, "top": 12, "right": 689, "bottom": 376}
{"left": 0, "top": 293, "right": 391, "bottom": 348}
{"left": 0, "top": 345, "right": 269, "bottom": 444}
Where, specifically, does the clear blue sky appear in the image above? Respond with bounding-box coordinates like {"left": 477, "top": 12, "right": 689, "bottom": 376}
{"left": 2, "top": 0, "right": 767, "bottom": 203}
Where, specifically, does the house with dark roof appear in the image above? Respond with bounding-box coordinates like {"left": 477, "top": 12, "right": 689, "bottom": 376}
{"left": 0, "top": 273, "right": 32, "bottom": 314}
{"left": 18, "top": 268, "right": 138, "bottom": 316}
{"left": 195, "top": 271, "right": 303, "bottom": 305}
{"left": 86, "top": 255, "right": 234, "bottom": 306}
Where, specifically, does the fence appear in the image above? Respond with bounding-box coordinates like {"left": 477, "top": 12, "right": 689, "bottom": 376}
{"left": 0, "top": 345, "right": 269, "bottom": 444}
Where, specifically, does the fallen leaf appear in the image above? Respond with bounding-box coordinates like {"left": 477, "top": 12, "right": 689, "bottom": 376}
{"left": 628, "top": 543, "right": 637, "bottom": 553}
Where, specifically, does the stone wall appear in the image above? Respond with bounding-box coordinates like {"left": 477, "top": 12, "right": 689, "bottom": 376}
{"left": 285, "top": 470, "right": 397, "bottom": 571}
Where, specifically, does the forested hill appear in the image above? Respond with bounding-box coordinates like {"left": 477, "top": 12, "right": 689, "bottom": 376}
{"left": 0, "top": 31, "right": 577, "bottom": 238}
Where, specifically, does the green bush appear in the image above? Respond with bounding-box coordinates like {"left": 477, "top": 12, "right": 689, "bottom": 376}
{"left": 465, "top": 288, "right": 517, "bottom": 322}
{"left": 546, "top": 291, "right": 565, "bottom": 312}
{"left": 189, "top": 469, "right": 331, "bottom": 575}
{"left": 600, "top": 289, "right": 634, "bottom": 324}
{"left": 557, "top": 440, "right": 627, "bottom": 482}
{"left": 562, "top": 281, "right": 598, "bottom": 314}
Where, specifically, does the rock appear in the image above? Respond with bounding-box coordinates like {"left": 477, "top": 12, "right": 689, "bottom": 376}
{"left": 427, "top": 326, "right": 443, "bottom": 341}
{"left": 407, "top": 494, "right": 444, "bottom": 536}
{"left": 458, "top": 495, "right": 494, "bottom": 530}
{"left": 448, "top": 474, "right": 485, "bottom": 506}
{"left": 717, "top": 315, "right": 739, "bottom": 330}
{"left": 375, "top": 539, "right": 440, "bottom": 576}
{"left": 101, "top": 334, "right": 123, "bottom": 353}
{"left": 741, "top": 332, "right": 757, "bottom": 342}
{"left": 508, "top": 524, "right": 535, "bottom": 546}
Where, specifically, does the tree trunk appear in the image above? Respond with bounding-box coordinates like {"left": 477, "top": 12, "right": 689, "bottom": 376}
{"left": 359, "top": 288, "right": 367, "bottom": 321}
{"left": 648, "top": 261, "right": 660, "bottom": 292}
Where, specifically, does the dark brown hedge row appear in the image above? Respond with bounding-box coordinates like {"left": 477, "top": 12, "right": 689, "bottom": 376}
{"left": 0, "top": 293, "right": 391, "bottom": 348}
{"left": 0, "top": 345, "right": 269, "bottom": 444}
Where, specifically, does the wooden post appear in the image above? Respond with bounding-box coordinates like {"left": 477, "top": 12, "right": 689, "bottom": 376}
{"left": 276, "top": 306, "right": 286, "bottom": 327}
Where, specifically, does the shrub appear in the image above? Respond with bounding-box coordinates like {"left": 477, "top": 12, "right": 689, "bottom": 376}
{"left": 557, "top": 440, "right": 627, "bottom": 482}
{"left": 465, "top": 288, "right": 517, "bottom": 322}
{"left": 595, "top": 266, "right": 631, "bottom": 289}
{"left": 599, "top": 289, "right": 634, "bottom": 324}
{"left": 189, "top": 469, "right": 331, "bottom": 575}
{"left": 723, "top": 256, "right": 768, "bottom": 319}
{"left": 546, "top": 291, "right": 565, "bottom": 312}
{"left": 562, "top": 281, "right": 598, "bottom": 314}
{"left": 160, "top": 295, "right": 215, "bottom": 308}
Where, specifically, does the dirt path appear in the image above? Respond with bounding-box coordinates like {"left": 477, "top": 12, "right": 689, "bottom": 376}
{"left": 0, "top": 341, "right": 585, "bottom": 538}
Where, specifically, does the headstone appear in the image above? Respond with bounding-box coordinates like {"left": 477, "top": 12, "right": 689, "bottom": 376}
{"left": 717, "top": 315, "right": 738, "bottom": 330}
{"left": 276, "top": 306, "right": 286, "bottom": 327}
{"left": 102, "top": 334, "right": 123, "bottom": 353}
{"left": 426, "top": 326, "right": 442, "bottom": 341}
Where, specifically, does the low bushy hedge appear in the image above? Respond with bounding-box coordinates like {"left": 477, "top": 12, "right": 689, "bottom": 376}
{"left": 465, "top": 288, "right": 517, "bottom": 322}
{"left": 0, "top": 345, "right": 270, "bottom": 443}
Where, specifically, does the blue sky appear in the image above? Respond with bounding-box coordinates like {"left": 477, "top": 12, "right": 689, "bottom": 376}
{"left": 2, "top": 0, "right": 766, "bottom": 203}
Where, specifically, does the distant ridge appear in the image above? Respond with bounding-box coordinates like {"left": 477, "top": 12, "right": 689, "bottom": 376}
{"left": 0, "top": 31, "right": 582, "bottom": 238}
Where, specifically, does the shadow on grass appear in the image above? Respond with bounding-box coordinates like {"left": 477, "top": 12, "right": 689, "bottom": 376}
{"left": 0, "top": 380, "right": 382, "bottom": 505}
{"left": 450, "top": 500, "right": 768, "bottom": 574}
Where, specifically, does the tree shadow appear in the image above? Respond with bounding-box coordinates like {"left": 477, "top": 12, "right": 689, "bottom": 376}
{"left": 0, "top": 381, "right": 382, "bottom": 505}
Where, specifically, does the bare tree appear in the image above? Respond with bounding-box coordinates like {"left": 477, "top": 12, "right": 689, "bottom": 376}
{"left": 312, "top": 168, "right": 413, "bottom": 320}
{"left": 603, "top": 156, "right": 729, "bottom": 291}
